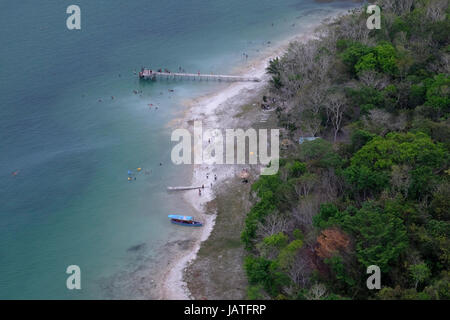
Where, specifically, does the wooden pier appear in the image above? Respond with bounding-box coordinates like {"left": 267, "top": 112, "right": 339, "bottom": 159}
{"left": 167, "top": 186, "right": 204, "bottom": 191}
{"left": 139, "top": 69, "right": 260, "bottom": 82}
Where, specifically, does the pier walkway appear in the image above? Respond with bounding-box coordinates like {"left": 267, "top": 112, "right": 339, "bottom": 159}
{"left": 167, "top": 186, "right": 204, "bottom": 191}
{"left": 139, "top": 69, "right": 260, "bottom": 82}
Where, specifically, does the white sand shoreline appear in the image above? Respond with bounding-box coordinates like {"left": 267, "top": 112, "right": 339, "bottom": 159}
{"left": 157, "top": 9, "right": 350, "bottom": 300}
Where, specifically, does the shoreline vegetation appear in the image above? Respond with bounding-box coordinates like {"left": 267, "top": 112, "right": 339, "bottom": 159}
{"left": 162, "top": 0, "right": 449, "bottom": 300}
{"left": 241, "top": 0, "right": 449, "bottom": 300}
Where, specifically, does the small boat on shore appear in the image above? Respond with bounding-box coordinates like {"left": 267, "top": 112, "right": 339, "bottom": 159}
{"left": 168, "top": 215, "right": 203, "bottom": 227}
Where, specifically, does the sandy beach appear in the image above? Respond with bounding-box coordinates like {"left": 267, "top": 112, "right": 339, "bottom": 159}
{"left": 157, "top": 10, "right": 349, "bottom": 300}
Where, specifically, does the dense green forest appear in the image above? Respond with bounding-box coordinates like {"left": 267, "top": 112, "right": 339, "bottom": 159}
{"left": 243, "top": 0, "right": 449, "bottom": 299}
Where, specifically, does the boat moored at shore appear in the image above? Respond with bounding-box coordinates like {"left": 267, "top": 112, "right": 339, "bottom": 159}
{"left": 168, "top": 215, "right": 203, "bottom": 227}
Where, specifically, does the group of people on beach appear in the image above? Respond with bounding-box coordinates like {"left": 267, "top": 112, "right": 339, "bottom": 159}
{"left": 198, "top": 173, "right": 217, "bottom": 196}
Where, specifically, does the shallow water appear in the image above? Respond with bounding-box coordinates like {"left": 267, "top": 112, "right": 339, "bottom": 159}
{"left": 0, "top": 0, "right": 358, "bottom": 299}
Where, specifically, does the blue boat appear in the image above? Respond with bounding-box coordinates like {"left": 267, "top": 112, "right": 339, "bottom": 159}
{"left": 168, "top": 215, "right": 203, "bottom": 227}
{"left": 168, "top": 214, "right": 193, "bottom": 221}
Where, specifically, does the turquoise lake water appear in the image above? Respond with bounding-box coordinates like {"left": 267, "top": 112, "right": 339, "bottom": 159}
{"left": 0, "top": 0, "right": 359, "bottom": 299}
